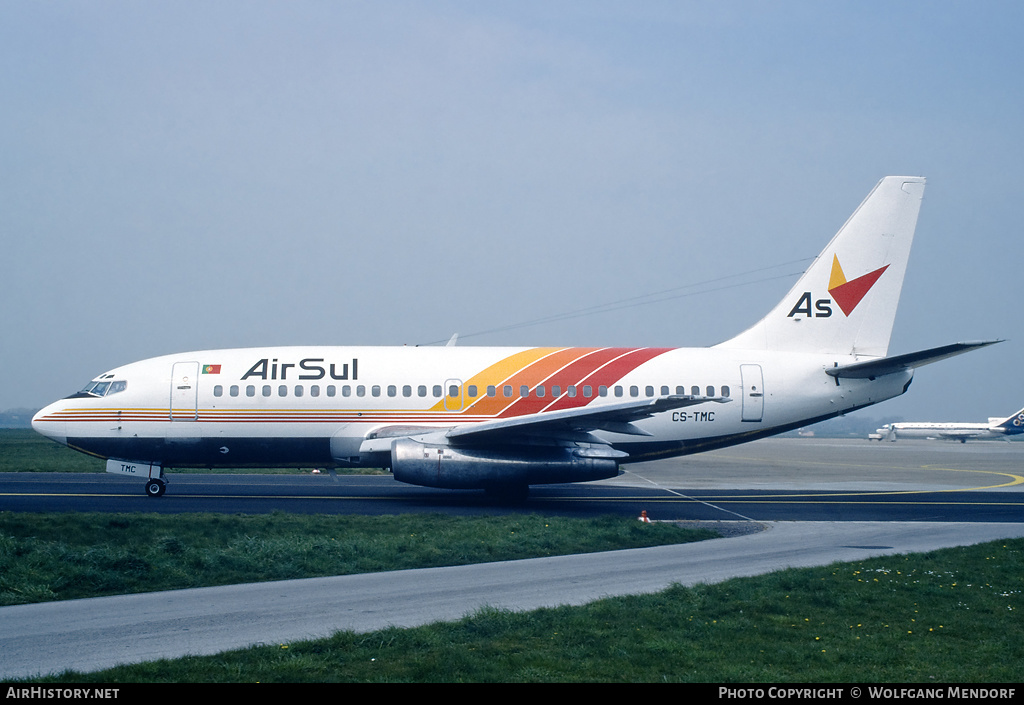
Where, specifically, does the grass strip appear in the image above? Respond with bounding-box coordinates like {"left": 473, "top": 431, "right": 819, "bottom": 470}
{"left": 14, "top": 538, "right": 1022, "bottom": 683}
{"left": 0, "top": 430, "right": 106, "bottom": 473}
{"left": 0, "top": 511, "right": 717, "bottom": 606}
{"left": 0, "top": 429, "right": 377, "bottom": 474}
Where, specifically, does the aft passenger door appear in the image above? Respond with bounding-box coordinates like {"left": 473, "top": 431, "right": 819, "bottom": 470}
{"left": 740, "top": 364, "right": 764, "bottom": 422}
{"left": 170, "top": 362, "right": 200, "bottom": 421}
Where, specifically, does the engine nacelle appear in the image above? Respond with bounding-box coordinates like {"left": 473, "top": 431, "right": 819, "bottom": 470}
{"left": 390, "top": 438, "right": 620, "bottom": 490}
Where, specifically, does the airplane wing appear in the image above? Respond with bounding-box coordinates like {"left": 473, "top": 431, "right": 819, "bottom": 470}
{"left": 446, "top": 395, "right": 731, "bottom": 443}
{"left": 826, "top": 340, "right": 1002, "bottom": 380}
{"left": 355, "top": 395, "right": 731, "bottom": 457}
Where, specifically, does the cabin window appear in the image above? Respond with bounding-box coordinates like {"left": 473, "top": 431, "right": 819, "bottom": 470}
{"left": 676, "top": 386, "right": 685, "bottom": 395}
{"left": 278, "top": 385, "right": 288, "bottom": 397}
{"left": 487, "top": 385, "right": 496, "bottom": 397}
{"left": 262, "top": 385, "right": 272, "bottom": 397}
{"left": 418, "top": 385, "right": 427, "bottom": 397}
{"left": 615, "top": 386, "right": 623, "bottom": 398}
{"left": 646, "top": 385, "right": 655, "bottom": 397}
{"left": 552, "top": 385, "right": 561, "bottom": 397}
{"left": 567, "top": 386, "right": 577, "bottom": 398}
{"left": 599, "top": 385, "right": 608, "bottom": 397}
{"left": 468, "top": 385, "right": 478, "bottom": 398}
{"left": 213, "top": 385, "right": 223, "bottom": 397}
{"left": 536, "top": 385, "right": 545, "bottom": 398}
{"left": 329, "top": 385, "right": 338, "bottom": 397}
{"left": 630, "top": 385, "right": 639, "bottom": 398}
{"left": 295, "top": 385, "right": 304, "bottom": 397}
{"left": 310, "top": 385, "right": 320, "bottom": 397}
{"left": 692, "top": 386, "right": 700, "bottom": 396}
{"left": 504, "top": 385, "right": 513, "bottom": 398}
{"left": 357, "top": 385, "right": 366, "bottom": 397}
{"left": 403, "top": 385, "right": 412, "bottom": 397}
{"left": 372, "top": 385, "right": 381, "bottom": 397}
{"left": 722, "top": 385, "right": 730, "bottom": 397}
{"left": 583, "top": 385, "right": 592, "bottom": 398}
{"left": 661, "top": 385, "right": 670, "bottom": 396}
{"left": 707, "top": 386, "right": 715, "bottom": 397}
{"left": 433, "top": 385, "right": 443, "bottom": 398}
{"left": 246, "top": 385, "right": 256, "bottom": 397}
{"left": 520, "top": 385, "right": 530, "bottom": 398}
{"left": 387, "top": 385, "right": 397, "bottom": 397}
{"left": 230, "top": 385, "right": 239, "bottom": 397}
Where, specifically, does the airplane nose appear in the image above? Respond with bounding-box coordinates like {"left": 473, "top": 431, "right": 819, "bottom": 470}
{"left": 32, "top": 403, "right": 68, "bottom": 446}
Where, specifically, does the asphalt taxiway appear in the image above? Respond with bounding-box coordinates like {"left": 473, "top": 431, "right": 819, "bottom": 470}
{"left": 2, "top": 438, "right": 1021, "bottom": 521}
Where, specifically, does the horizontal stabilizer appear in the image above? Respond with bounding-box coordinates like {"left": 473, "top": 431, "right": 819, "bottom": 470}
{"left": 826, "top": 341, "right": 1002, "bottom": 379}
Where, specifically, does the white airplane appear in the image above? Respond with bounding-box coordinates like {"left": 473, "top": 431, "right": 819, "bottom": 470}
{"left": 32, "top": 176, "right": 999, "bottom": 498}
{"left": 874, "top": 407, "right": 1024, "bottom": 442}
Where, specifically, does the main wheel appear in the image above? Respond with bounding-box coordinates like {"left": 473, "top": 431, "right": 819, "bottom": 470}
{"left": 145, "top": 479, "right": 166, "bottom": 497}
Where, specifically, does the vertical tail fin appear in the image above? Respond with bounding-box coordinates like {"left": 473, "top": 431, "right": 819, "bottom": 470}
{"left": 994, "top": 407, "right": 1024, "bottom": 433}
{"left": 717, "top": 176, "right": 926, "bottom": 357}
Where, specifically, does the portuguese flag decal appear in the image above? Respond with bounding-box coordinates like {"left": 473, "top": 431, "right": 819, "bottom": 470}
{"left": 202, "top": 364, "right": 221, "bottom": 374}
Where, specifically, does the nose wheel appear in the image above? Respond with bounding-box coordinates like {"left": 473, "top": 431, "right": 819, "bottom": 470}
{"left": 145, "top": 479, "right": 167, "bottom": 497}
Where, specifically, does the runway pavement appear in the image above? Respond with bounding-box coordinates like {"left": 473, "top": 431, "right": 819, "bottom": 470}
{"left": 613, "top": 437, "right": 1024, "bottom": 493}
{"left": 3, "top": 438, "right": 1023, "bottom": 520}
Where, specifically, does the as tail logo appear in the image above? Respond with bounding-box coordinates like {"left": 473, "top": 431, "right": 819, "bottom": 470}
{"left": 828, "top": 256, "right": 889, "bottom": 316}
{"left": 788, "top": 255, "right": 888, "bottom": 319}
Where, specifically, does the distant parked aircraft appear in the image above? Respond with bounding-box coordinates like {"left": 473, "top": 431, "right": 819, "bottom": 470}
{"left": 873, "top": 407, "right": 1024, "bottom": 442}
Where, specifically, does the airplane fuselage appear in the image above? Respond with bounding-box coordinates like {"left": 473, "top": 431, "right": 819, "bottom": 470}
{"left": 33, "top": 345, "right": 913, "bottom": 472}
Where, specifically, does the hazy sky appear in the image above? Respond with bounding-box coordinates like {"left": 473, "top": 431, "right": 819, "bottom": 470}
{"left": 2, "top": 1, "right": 1021, "bottom": 423}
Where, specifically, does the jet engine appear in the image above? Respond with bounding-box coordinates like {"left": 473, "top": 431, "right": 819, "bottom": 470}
{"left": 390, "top": 437, "right": 620, "bottom": 490}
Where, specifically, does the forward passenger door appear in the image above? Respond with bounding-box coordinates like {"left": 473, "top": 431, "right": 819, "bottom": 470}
{"left": 170, "top": 362, "right": 200, "bottom": 421}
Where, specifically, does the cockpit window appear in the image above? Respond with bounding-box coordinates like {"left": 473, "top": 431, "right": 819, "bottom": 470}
{"left": 88, "top": 381, "right": 111, "bottom": 397}
{"left": 71, "top": 379, "right": 128, "bottom": 398}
